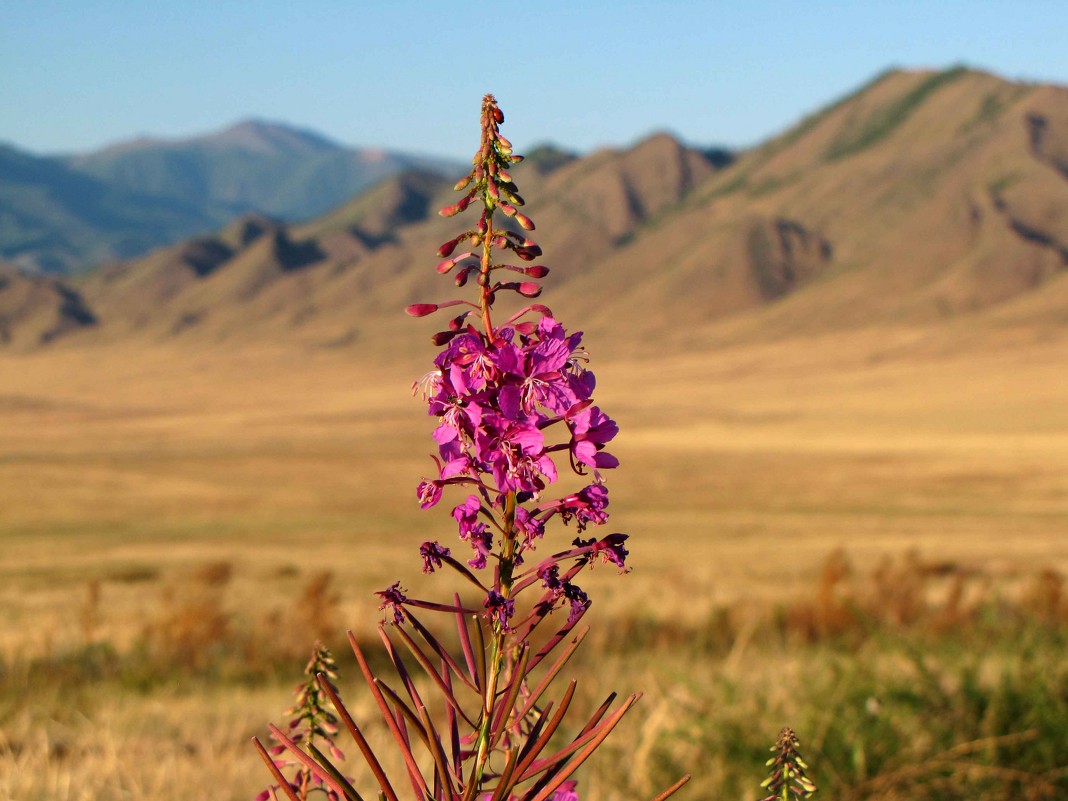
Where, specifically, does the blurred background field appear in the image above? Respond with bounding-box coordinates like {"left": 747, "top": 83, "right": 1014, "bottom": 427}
{"left": 2, "top": 331, "right": 1067, "bottom": 800}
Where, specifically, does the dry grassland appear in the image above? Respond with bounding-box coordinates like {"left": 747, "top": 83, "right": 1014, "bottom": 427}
{"left": 2, "top": 326, "right": 1067, "bottom": 799}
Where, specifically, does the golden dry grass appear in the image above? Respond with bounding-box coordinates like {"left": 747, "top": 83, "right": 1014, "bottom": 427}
{"left": 2, "top": 325, "right": 1067, "bottom": 799}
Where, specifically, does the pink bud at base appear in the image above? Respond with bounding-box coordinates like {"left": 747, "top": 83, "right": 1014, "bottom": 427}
{"left": 515, "top": 212, "right": 536, "bottom": 231}
{"left": 406, "top": 303, "right": 439, "bottom": 317}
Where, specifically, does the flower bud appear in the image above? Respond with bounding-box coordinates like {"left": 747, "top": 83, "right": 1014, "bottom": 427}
{"left": 509, "top": 154, "right": 525, "bottom": 164}
{"left": 497, "top": 169, "right": 512, "bottom": 183}
{"left": 436, "top": 234, "right": 465, "bottom": 258}
{"left": 431, "top": 330, "right": 457, "bottom": 346}
{"left": 515, "top": 212, "right": 536, "bottom": 231}
{"left": 436, "top": 252, "right": 473, "bottom": 274}
{"left": 487, "top": 181, "right": 500, "bottom": 201}
{"left": 439, "top": 204, "right": 460, "bottom": 218}
{"left": 515, "top": 246, "right": 540, "bottom": 261}
{"left": 499, "top": 203, "right": 517, "bottom": 217}
{"left": 517, "top": 282, "right": 542, "bottom": 298}
{"left": 453, "top": 175, "right": 473, "bottom": 191}
{"left": 406, "top": 303, "right": 438, "bottom": 317}
{"left": 524, "top": 265, "right": 549, "bottom": 278}
{"left": 497, "top": 135, "right": 513, "bottom": 151}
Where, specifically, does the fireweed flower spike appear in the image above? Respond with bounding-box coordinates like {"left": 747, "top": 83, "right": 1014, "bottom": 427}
{"left": 759, "top": 727, "right": 817, "bottom": 801}
{"left": 256, "top": 643, "right": 346, "bottom": 801}
{"left": 256, "top": 94, "right": 690, "bottom": 801}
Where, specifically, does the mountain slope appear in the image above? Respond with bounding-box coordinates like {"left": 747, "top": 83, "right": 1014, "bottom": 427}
{"left": 1, "top": 120, "right": 463, "bottom": 274}
{"left": 0, "top": 144, "right": 217, "bottom": 273}
{"left": 11, "top": 67, "right": 1068, "bottom": 360}
{"left": 0, "top": 262, "right": 97, "bottom": 348}
{"left": 67, "top": 119, "right": 461, "bottom": 223}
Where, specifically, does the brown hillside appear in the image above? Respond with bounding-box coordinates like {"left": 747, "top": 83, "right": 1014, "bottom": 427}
{"left": 8, "top": 67, "right": 1068, "bottom": 360}
{"left": 0, "top": 264, "right": 97, "bottom": 349}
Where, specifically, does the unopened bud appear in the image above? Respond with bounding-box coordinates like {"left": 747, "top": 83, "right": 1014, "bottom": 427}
{"left": 439, "top": 204, "right": 460, "bottom": 218}
{"left": 497, "top": 135, "right": 512, "bottom": 151}
{"left": 515, "top": 212, "right": 536, "bottom": 231}
{"left": 406, "top": 303, "right": 438, "bottom": 317}
{"left": 499, "top": 203, "right": 517, "bottom": 218}
{"left": 517, "top": 282, "right": 542, "bottom": 298}
{"left": 509, "top": 154, "right": 524, "bottom": 164}
{"left": 455, "top": 267, "right": 474, "bottom": 287}
{"left": 487, "top": 182, "right": 500, "bottom": 201}
{"left": 498, "top": 169, "right": 512, "bottom": 183}
{"left": 453, "top": 175, "right": 473, "bottom": 191}
{"left": 436, "top": 234, "right": 465, "bottom": 258}
{"left": 431, "top": 330, "right": 458, "bottom": 346}
{"left": 524, "top": 265, "right": 549, "bottom": 278}
{"left": 515, "top": 246, "right": 540, "bottom": 261}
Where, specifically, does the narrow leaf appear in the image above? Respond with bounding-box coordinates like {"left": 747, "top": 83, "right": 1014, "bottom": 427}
{"left": 454, "top": 595, "right": 482, "bottom": 691}
{"left": 316, "top": 673, "right": 400, "bottom": 801}
{"left": 649, "top": 775, "right": 692, "bottom": 801}
{"left": 526, "top": 609, "right": 588, "bottom": 674}
{"left": 407, "top": 610, "right": 480, "bottom": 693}
{"left": 267, "top": 723, "right": 353, "bottom": 801}
{"left": 308, "top": 742, "right": 366, "bottom": 801}
{"left": 511, "top": 681, "right": 576, "bottom": 782}
{"left": 350, "top": 631, "right": 430, "bottom": 800}
{"left": 514, "top": 629, "right": 587, "bottom": 722}
{"left": 419, "top": 703, "right": 460, "bottom": 799}
{"left": 488, "top": 747, "right": 519, "bottom": 801}
{"left": 490, "top": 643, "right": 530, "bottom": 748}
{"left": 522, "top": 694, "right": 639, "bottom": 801}
{"left": 252, "top": 736, "right": 302, "bottom": 801}
{"left": 395, "top": 620, "right": 478, "bottom": 728}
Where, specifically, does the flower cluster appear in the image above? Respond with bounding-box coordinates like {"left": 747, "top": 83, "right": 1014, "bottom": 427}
{"left": 402, "top": 93, "right": 626, "bottom": 632}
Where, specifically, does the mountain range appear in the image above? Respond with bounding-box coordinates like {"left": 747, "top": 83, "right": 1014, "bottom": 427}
{"left": 3, "top": 66, "right": 1068, "bottom": 356}
{"left": 0, "top": 120, "right": 462, "bottom": 273}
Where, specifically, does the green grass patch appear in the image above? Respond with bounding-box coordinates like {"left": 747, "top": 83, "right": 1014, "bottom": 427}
{"left": 825, "top": 66, "right": 970, "bottom": 161}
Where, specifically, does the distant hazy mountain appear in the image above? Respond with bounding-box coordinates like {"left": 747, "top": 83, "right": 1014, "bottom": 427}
{"left": 0, "top": 144, "right": 217, "bottom": 273}
{"left": 66, "top": 119, "right": 462, "bottom": 223}
{"left": 0, "top": 119, "right": 463, "bottom": 274}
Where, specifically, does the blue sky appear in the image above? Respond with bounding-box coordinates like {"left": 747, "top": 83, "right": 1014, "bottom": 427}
{"left": 2, "top": 1, "right": 1066, "bottom": 159}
